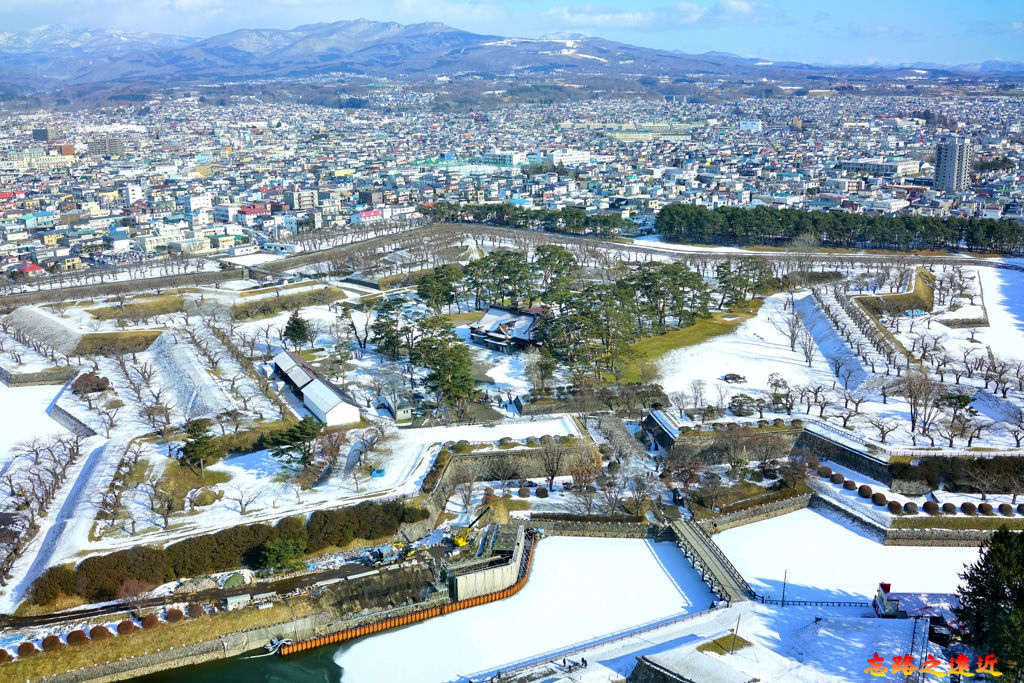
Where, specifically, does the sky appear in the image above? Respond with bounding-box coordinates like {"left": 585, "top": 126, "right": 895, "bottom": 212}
{"left": 0, "top": 0, "right": 1022, "bottom": 66}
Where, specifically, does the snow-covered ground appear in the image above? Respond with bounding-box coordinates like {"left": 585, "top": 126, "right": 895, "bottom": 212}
{"left": 333, "top": 536, "right": 714, "bottom": 682}
{"left": 219, "top": 253, "right": 286, "bottom": 267}
{"left": 0, "top": 383, "right": 69, "bottom": 472}
{"left": 657, "top": 293, "right": 838, "bottom": 397}
{"left": 716, "top": 508, "right": 978, "bottom": 602}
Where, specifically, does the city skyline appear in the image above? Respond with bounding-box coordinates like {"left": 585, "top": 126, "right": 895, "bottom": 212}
{"left": 1, "top": 0, "right": 1022, "bottom": 67}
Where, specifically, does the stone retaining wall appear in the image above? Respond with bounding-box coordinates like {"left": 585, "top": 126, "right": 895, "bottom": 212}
{"left": 698, "top": 492, "right": 812, "bottom": 534}
{"left": 52, "top": 612, "right": 324, "bottom": 683}
{"left": 49, "top": 404, "right": 98, "bottom": 438}
{"left": 797, "top": 432, "right": 893, "bottom": 484}
{"left": 883, "top": 527, "right": 991, "bottom": 547}
{"left": 537, "top": 521, "right": 654, "bottom": 538}
{"left": 0, "top": 365, "right": 77, "bottom": 386}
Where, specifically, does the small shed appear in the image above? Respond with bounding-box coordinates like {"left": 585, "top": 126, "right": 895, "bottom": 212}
{"left": 223, "top": 594, "right": 250, "bottom": 611}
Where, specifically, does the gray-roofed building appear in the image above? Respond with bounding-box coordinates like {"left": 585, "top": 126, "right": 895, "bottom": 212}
{"left": 468, "top": 305, "right": 541, "bottom": 353}
{"left": 302, "top": 377, "right": 361, "bottom": 426}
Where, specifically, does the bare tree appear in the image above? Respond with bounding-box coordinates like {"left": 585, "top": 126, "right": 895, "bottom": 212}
{"left": 227, "top": 486, "right": 260, "bottom": 515}
{"left": 902, "top": 370, "right": 943, "bottom": 435}
{"left": 600, "top": 476, "right": 627, "bottom": 514}
{"left": 627, "top": 473, "right": 652, "bottom": 515}
{"left": 452, "top": 462, "right": 478, "bottom": 511}
{"left": 696, "top": 473, "right": 724, "bottom": 511}
{"left": 119, "top": 578, "right": 154, "bottom": 618}
{"left": 770, "top": 308, "right": 802, "bottom": 352}
{"left": 488, "top": 453, "right": 519, "bottom": 496}
{"left": 540, "top": 443, "right": 565, "bottom": 491}
{"left": 797, "top": 328, "right": 817, "bottom": 367}
{"left": 866, "top": 416, "right": 898, "bottom": 444}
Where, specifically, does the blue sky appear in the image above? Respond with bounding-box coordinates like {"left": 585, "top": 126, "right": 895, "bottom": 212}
{"left": 2, "top": 0, "right": 1022, "bottom": 65}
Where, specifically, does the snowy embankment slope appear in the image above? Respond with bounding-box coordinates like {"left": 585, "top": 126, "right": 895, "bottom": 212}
{"left": 656, "top": 293, "right": 839, "bottom": 396}
{"left": 334, "top": 537, "right": 713, "bottom": 682}
{"left": 715, "top": 508, "right": 977, "bottom": 602}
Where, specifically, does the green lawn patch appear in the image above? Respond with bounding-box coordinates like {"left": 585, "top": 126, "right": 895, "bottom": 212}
{"left": 618, "top": 300, "right": 763, "bottom": 383}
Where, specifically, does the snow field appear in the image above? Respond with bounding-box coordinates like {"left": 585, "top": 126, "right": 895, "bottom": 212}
{"left": 333, "top": 536, "right": 714, "bottom": 682}
{"left": 715, "top": 508, "right": 978, "bottom": 602}
{"left": 0, "top": 383, "right": 69, "bottom": 473}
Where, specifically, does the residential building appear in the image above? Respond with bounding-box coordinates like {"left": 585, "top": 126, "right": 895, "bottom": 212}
{"left": 934, "top": 136, "right": 973, "bottom": 192}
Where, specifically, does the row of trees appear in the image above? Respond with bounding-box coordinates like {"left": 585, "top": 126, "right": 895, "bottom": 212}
{"left": 419, "top": 202, "right": 632, "bottom": 237}
{"left": 32, "top": 499, "right": 429, "bottom": 604}
{"left": 655, "top": 203, "right": 1024, "bottom": 253}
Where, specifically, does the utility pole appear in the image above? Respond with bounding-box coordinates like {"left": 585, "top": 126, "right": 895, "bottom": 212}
{"left": 781, "top": 568, "right": 788, "bottom": 606}
{"left": 731, "top": 613, "right": 741, "bottom": 654}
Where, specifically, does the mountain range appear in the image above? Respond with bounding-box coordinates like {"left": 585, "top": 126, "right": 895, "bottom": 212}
{"left": 1, "top": 20, "right": 1022, "bottom": 92}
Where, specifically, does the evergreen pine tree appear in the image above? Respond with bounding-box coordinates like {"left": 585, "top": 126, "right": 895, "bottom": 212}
{"left": 955, "top": 526, "right": 1024, "bottom": 678}
{"left": 282, "top": 310, "right": 312, "bottom": 349}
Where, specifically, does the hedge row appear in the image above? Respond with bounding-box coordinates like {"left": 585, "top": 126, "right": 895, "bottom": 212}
{"left": 33, "top": 500, "right": 429, "bottom": 604}
{"left": 530, "top": 513, "right": 644, "bottom": 523}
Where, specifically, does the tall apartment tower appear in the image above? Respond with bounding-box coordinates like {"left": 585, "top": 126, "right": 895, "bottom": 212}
{"left": 934, "top": 135, "right": 972, "bottom": 192}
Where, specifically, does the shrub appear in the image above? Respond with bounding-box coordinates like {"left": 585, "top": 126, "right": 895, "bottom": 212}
{"left": 66, "top": 630, "right": 88, "bottom": 646}
{"left": 71, "top": 371, "right": 109, "bottom": 396}
{"left": 166, "top": 608, "right": 185, "bottom": 623}
{"left": 942, "top": 502, "right": 957, "bottom": 514}
{"left": 750, "top": 471, "right": 764, "bottom": 483}
{"left": 536, "top": 487, "right": 549, "bottom": 498}
{"left": 817, "top": 466, "right": 832, "bottom": 478}
{"left": 830, "top": 473, "right": 845, "bottom": 484}
{"left": 961, "top": 502, "right": 977, "bottom": 515}
{"left": 1019, "top": 504, "right": 1024, "bottom": 515}
{"left": 517, "top": 486, "right": 530, "bottom": 498}
{"left": 843, "top": 479, "right": 857, "bottom": 490}
{"left": 858, "top": 484, "right": 872, "bottom": 498}
{"left": 978, "top": 503, "right": 994, "bottom": 516}
{"left": 193, "top": 488, "right": 219, "bottom": 507}
{"left": 607, "top": 461, "right": 620, "bottom": 474}
{"left": 117, "top": 620, "right": 138, "bottom": 635}
{"left": 31, "top": 564, "right": 77, "bottom": 605}
{"left": 999, "top": 503, "right": 1014, "bottom": 516}
{"left": 187, "top": 603, "right": 205, "bottom": 619}
{"left": 887, "top": 501, "right": 903, "bottom": 515}
{"left": 922, "top": 501, "right": 939, "bottom": 515}
{"left": 89, "top": 626, "right": 112, "bottom": 640}
{"left": 0, "top": 649, "right": 10, "bottom": 663}
{"left": 870, "top": 492, "right": 886, "bottom": 505}
{"left": 141, "top": 614, "right": 161, "bottom": 630}
{"left": 17, "top": 642, "right": 38, "bottom": 657}
{"left": 41, "top": 635, "right": 63, "bottom": 652}
{"left": 401, "top": 506, "right": 430, "bottom": 524}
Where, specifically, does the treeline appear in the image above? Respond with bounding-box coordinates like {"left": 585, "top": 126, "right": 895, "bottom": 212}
{"left": 31, "top": 501, "right": 430, "bottom": 604}
{"left": 655, "top": 203, "right": 1024, "bottom": 253}
{"left": 420, "top": 202, "right": 632, "bottom": 237}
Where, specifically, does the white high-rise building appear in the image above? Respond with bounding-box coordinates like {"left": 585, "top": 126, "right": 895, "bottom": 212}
{"left": 934, "top": 136, "right": 972, "bottom": 192}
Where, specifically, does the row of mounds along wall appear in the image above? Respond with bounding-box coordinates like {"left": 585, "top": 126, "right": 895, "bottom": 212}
{"left": 280, "top": 531, "right": 536, "bottom": 656}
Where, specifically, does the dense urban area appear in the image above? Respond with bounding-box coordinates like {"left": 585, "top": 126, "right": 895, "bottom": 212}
{"left": 0, "top": 32, "right": 1022, "bottom": 683}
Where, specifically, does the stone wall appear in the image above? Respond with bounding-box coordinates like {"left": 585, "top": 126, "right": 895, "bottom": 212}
{"left": 424, "top": 442, "right": 598, "bottom": 510}
{"left": 0, "top": 364, "right": 77, "bottom": 386}
{"left": 537, "top": 520, "right": 654, "bottom": 538}
{"left": 49, "top": 404, "right": 98, "bottom": 438}
{"left": 698, "top": 492, "right": 812, "bottom": 534}
{"left": 796, "top": 431, "right": 893, "bottom": 484}
{"left": 57, "top": 612, "right": 325, "bottom": 683}
{"left": 883, "top": 527, "right": 990, "bottom": 547}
